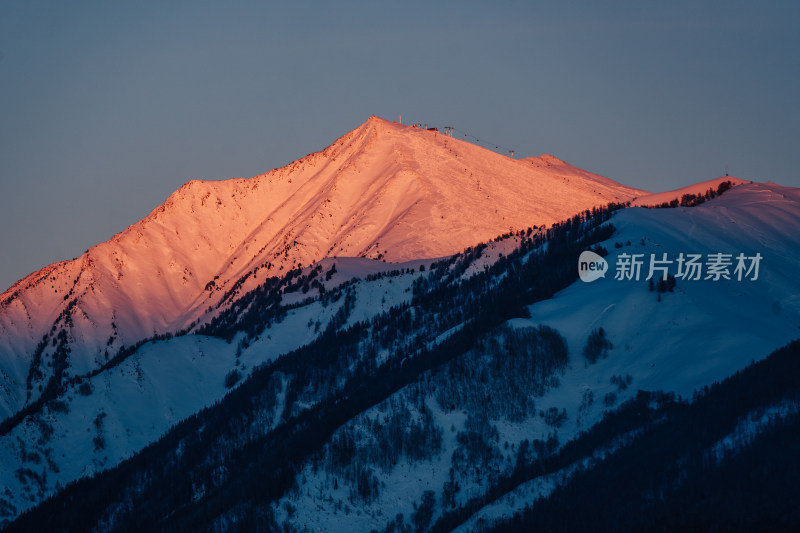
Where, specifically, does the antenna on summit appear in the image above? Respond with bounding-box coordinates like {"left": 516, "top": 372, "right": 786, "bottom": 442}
{"left": 399, "top": 114, "right": 402, "bottom": 125}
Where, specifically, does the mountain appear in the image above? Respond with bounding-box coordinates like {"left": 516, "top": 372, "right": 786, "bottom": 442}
{"left": 268, "top": 182, "right": 800, "bottom": 532}
{"left": 2, "top": 118, "right": 799, "bottom": 531}
{"left": 4, "top": 180, "right": 799, "bottom": 532}
{"left": 0, "top": 116, "right": 645, "bottom": 422}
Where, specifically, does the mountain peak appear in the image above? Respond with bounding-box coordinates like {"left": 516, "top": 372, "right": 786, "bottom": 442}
{"left": 0, "top": 119, "right": 645, "bottom": 420}
{"left": 366, "top": 114, "right": 388, "bottom": 124}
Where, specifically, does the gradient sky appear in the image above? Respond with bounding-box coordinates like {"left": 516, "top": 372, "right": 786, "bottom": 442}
{"left": 1, "top": 1, "right": 798, "bottom": 291}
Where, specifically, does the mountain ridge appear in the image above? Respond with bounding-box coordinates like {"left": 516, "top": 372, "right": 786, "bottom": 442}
{"left": 1, "top": 178, "right": 798, "bottom": 529}
{"left": 3, "top": 182, "right": 799, "bottom": 530}
{"left": 0, "top": 116, "right": 646, "bottom": 420}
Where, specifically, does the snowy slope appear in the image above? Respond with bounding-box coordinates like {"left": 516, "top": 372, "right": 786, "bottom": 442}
{"left": 531, "top": 182, "right": 800, "bottom": 395}
{"left": 1, "top": 179, "right": 797, "bottom": 530}
{"left": 6, "top": 113, "right": 798, "bottom": 530}
{"left": 631, "top": 176, "right": 749, "bottom": 206}
{"left": 272, "top": 182, "right": 800, "bottom": 532}
{"left": 0, "top": 257, "right": 419, "bottom": 521}
{"left": 450, "top": 182, "right": 800, "bottom": 530}
{"left": 0, "top": 116, "right": 645, "bottom": 420}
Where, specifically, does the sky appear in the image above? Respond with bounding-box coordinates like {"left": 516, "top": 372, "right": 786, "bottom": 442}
{"left": 1, "top": 1, "right": 798, "bottom": 291}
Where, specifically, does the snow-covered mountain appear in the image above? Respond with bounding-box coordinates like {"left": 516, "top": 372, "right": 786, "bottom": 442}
{"left": 1, "top": 117, "right": 798, "bottom": 531}
{"left": 0, "top": 116, "right": 644, "bottom": 421}
{"left": 269, "top": 182, "right": 800, "bottom": 532}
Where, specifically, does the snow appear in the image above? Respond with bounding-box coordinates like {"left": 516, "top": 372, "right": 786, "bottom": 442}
{"left": 273, "top": 182, "right": 800, "bottom": 532}
{"left": 631, "top": 176, "right": 749, "bottom": 207}
{"left": 0, "top": 116, "right": 645, "bottom": 421}
{"left": 0, "top": 251, "right": 437, "bottom": 520}
{"left": 445, "top": 182, "right": 800, "bottom": 529}
{"left": 1, "top": 114, "right": 798, "bottom": 528}
{"left": 452, "top": 429, "right": 641, "bottom": 533}
{"left": 706, "top": 399, "right": 800, "bottom": 465}
{"left": 527, "top": 182, "right": 800, "bottom": 397}
{"left": 275, "top": 400, "right": 464, "bottom": 533}
{"left": 0, "top": 335, "right": 230, "bottom": 511}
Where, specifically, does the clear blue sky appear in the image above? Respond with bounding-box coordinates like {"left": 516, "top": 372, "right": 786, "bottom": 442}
{"left": 1, "top": 1, "right": 798, "bottom": 290}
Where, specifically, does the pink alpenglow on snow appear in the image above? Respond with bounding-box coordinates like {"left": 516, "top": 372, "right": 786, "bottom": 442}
{"left": 0, "top": 116, "right": 645, "bottom": 418}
